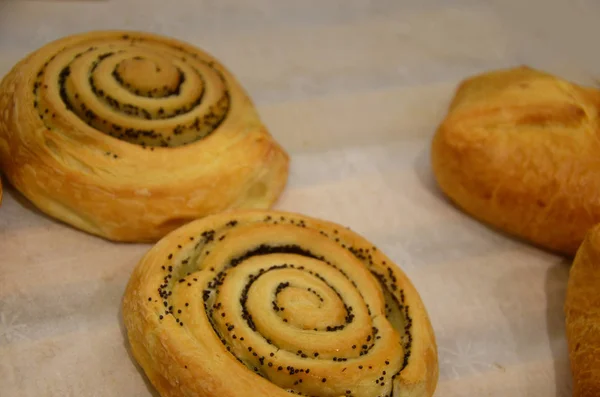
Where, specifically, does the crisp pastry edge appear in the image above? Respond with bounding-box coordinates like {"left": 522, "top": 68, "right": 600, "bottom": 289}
{"left": 566, "top": 224, "right": 600, "bottom": 397}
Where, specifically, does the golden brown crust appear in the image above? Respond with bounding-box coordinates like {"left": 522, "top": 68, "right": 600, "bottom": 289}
{"left": 0, "top": 30, "right": 289, "bottom": 242}
{"left": 431, "top": 66, "right": 600, "bottom": 256}
{"left": 566, "top": 224, "right": 600, "bottom": 397}
{"left": 122, "top": 209, "right": 438, "bottom": 397}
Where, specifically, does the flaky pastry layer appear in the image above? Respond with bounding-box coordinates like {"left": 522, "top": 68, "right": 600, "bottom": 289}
{"left": 431, "top": 66, "right": 600, "bottom": 255}
{"left": 122, "top": 210, "right": 438, "bottom": 397}
{"left": 0, "top": 30, "right": 289, "bottom": 242}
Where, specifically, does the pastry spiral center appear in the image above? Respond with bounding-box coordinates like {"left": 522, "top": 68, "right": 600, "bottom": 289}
{"left": 274, "top": 283, "right": 346, "bottom": 330}
{"left": 114, "top": 57, "right": 181, "bottom": 97}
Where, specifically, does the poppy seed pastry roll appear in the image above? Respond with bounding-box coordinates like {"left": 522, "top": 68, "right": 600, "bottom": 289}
{"left": 431, "top": 66, "right": 600, "bottom": 255}
{"left": 0, "top": 30, "right": 289, "bottom": 242}
{"left": 565, "top": 224, "right": 600, "bottom": 397}
{"left": 122, "top": 210, "right": 439, "bottom": 397}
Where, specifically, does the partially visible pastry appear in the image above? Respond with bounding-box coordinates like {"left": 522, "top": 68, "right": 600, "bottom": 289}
{"left": 122, "top": 209, "right": 439, "bottom": 397}
{"left": 0, "top": 30, "right": 289, "bottom": 242}
{"left": 431, "top": 66, "right": 600, "bottom": 255}
{"left": 566, "top": 224, "right": 600, "bottom": 397}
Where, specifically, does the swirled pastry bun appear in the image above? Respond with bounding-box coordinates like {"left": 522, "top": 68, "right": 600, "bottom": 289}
{"left": 122, "top": 210, "right": 438, "bottom": 397}
{"left": 0, "top": 30, "right": 289, "bottom": 242}
{"left": 431, "top": 66, "right": 600, "bottom": 255}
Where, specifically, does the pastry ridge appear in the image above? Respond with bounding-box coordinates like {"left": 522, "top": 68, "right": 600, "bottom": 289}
{"left": 122, "top": 209, "right": 438, "bottom": 397}
{"left": 431, "top": 65, "right": 600, "bottom": 255}
{"left": 566, "top": 224, "right": 600, "bottom": 397}
{"left": 0, "top": 30, "right": 289, "bottom": 242}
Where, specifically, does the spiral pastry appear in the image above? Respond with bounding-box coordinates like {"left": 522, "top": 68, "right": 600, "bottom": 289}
{"left": 122, "top": 210, "right": 438, "bottom": 397}
{"left": 0, "top": 30, "right": 289, "bottom": 242}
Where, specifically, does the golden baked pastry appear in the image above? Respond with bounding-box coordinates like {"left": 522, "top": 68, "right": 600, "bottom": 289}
{"left": 431, "top": 66, "right": 600, "bottom": 255}
{"left": 122, "top": 210, "right": 439, "bottom": 397}
{"left": 566, "top": 224, "right": 600, "bottom": 397}
{"left": 0, "top": 30, "right": 289, "bottom": 242}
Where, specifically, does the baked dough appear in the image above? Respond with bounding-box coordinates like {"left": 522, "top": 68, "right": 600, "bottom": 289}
{"left": 431, "top": 66, "right": 600, "bottom": 255}
{"left": 0, "top": 30, "right": 289, "bottom": 242}
{"left": 122, "top": 210, "right": 438, "bottom": 397}
{"left": 566, "top": 224, "right": 600, "bottom": 397}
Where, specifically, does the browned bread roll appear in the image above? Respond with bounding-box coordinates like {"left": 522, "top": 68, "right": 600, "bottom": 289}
{"left": 122, "top": 210, "right": 439, "bottom": 397}
{"left": 566, "top": 224, "right": 600, "bottom": 397}
{"left": 0, "top": 30, "right": 289, "bottom": 242}
{"left": 431, "top": 66, "right": 600, "bottom": 256}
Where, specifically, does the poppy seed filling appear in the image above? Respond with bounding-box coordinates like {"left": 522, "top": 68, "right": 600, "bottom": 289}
{"left": 32, "top": 34, "right": 232, "bottom": 149}
{"left": 144, "top": 215, "right": 415, "bottom": 396}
